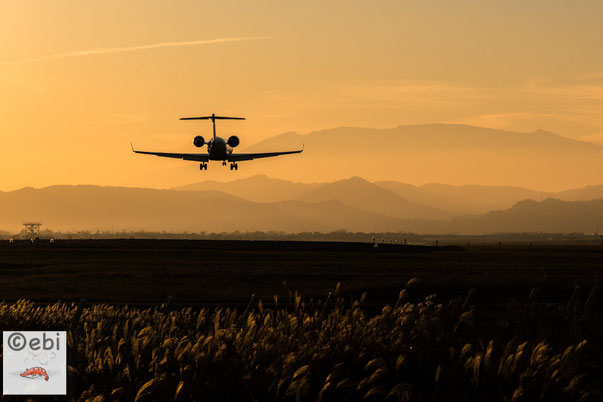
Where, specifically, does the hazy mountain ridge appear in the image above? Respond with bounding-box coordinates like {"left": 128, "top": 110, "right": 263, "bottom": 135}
{"left": 174, "top": 174, "right": 321, "bottom": 202}
{"left": 375, "top": 181, "right": 551, "bottom": 215}
{"left": 2, "top": 180, "right": 603, "bottom": 234}
{"left": 249, "top": 124, "right": 603, "bottom": 152}
{"left": 295, "top": 176, "right": 448, "bottom": 219}
{"left": 0, "top": 185, "right": 405, "bottom": 233}
{"left": 175, "top": 174, "right": 603, "bottom": 216}
{"left": 555, "top": 185, "right": 603, "bottom": 201}
{"left": 447, "top": 198, "right": 603, "bottom": 234}
{"left": 240, "top": 124, "right": 603, "bottom": 190}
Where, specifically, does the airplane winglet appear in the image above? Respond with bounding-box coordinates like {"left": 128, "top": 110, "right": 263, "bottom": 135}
{"left": 130, "top": 142, "right": 135, "bottom": 152}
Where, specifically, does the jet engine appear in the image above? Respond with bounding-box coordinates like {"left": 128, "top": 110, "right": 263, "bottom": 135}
{"left": 227, "top": 135, "right": 240, "bottom": 147}
{"left": 193, "top": 135, "right": 205, "bottom": 147}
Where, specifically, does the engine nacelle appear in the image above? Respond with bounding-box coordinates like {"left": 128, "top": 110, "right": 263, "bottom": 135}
{"left": 227, "top": 135, "right": 240, "bottom": 147}
{"left": 193, "top": 135, "right": 205, "bottom": 147}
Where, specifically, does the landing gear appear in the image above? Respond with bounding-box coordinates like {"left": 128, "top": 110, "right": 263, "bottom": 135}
{"left": 229, "top": 162, "right": 238, "bottom": 170}
{"left": 199, "top": 162, "right": 208, "bottom": 170}
{"left": 222, "top": 161, "right": 227, "bottom": 166}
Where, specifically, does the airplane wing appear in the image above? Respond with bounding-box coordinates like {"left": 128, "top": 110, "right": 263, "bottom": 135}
{"left": 227, "top": 146, "right": 304, "bottom": 162}
{"left": 131, "top": 143, "right": 210, "bottom": 162}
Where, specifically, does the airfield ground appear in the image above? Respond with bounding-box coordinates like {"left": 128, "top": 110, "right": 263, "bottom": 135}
{"left": 0, "top": 239, "right": 601, "bottom": 307}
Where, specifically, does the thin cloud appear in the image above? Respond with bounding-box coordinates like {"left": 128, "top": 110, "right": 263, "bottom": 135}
{"left": 580, "top": 131, "right": 603, "bottom": 145}
{"left": 0, "top": 36, "right": 270, "bottom": 65}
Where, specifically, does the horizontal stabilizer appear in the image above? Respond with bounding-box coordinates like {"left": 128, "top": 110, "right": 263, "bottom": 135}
{"left": 180, "top": 116, "right": 245, "bottom": 120}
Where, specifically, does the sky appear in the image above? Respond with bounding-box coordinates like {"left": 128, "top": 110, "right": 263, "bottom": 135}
{"left": 1, "top": 0, "right": 603, "bottom": 190}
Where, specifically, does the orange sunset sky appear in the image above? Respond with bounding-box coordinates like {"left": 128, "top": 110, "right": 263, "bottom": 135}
{"left": 1, "top": 1, "right": 603, "bottom": 190}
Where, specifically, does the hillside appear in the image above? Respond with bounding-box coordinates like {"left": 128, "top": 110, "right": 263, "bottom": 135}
{"left": 375, "top": 181, "right": 550, "bottom": 214}
{"left": 555, "top": 185, "right": 603, "bottom": 201}
{"left": 296, "top": 177, "right": 447, "bottom": 219}
{"left": 448, "top": 198, "right": 603, "bottom": 234}
{"left": 173, "top": 174, "right": 320, "bottom": 202}
{"left": 2, "top": 183, "right": 603, "bottom": 234}
{"left": 242, "top": 124, "right": 603, "bottom": 190}
{"left": 0, "top": 185, "right": 403, "bottom": 233}
{"left": 173, "top": 174, "right": 603, "bottom": 216}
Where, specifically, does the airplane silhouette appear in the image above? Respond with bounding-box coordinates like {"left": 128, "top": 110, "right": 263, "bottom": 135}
{"left": 131, "top": 114, "right": 303, "bottom": 170}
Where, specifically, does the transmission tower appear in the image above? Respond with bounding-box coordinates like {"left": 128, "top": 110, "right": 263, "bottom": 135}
{"left": 22, "top": 222, "right": 42, "bottom": 237}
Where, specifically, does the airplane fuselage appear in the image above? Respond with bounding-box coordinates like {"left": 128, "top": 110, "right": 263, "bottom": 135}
{"left": 207, "top": 137, "right": 233, "bottom": 160}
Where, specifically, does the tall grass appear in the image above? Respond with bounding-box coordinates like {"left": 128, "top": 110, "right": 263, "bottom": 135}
{"left": 0, "top": 284, "right": 600, "bottom": 401}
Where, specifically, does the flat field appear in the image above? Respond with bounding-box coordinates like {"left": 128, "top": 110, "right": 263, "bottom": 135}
{"left": 0, "top": 239, "right": 602, "bottom": 401}
{"left": 0, "top": 239, "right": 601, "bottom": 306}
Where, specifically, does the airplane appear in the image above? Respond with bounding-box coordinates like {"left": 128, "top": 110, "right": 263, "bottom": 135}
{"left": 131, "top": 114, "right": 303, "bottom": 170}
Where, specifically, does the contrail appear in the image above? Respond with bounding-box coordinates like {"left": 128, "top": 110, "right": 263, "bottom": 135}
{"left": 0, "top": 36, "right": 270, "bottom": 65}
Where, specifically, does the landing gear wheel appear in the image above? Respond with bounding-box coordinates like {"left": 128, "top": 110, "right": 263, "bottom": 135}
{"left": 200, "top": 163, "right": 208, "bottom": 170}
{"left": 234, "top": 163, "right": 238, "bottom": 170}
{"left": 222, "top": 161, "right": 227, "bottom": 166}
{"left": 230, "top": 163, "right": 234, "bottom": 170}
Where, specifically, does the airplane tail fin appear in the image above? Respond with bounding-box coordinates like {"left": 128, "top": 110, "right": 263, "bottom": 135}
{"left": 180, "top": 114, "right": 245, "bottom": 141}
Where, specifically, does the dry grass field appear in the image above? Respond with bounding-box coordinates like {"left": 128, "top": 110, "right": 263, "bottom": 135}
{"left": 0, "top": 240, "right": 601, "bottom": 400}
{"left": 0, "top": 284, "right": 600, "bottom": 401}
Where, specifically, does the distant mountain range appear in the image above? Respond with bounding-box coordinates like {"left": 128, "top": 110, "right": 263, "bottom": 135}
{"left": 2, "top": 176, "right": 603, "bottom": 234}
{"left": 175, "top": 175, "right": 320, "bottom": 202}
{"left": 0, "top": 185, "right": 405, "bottom": 233}
{"left": 174, "top": 175, "right": 603, "bottom": 216}
{"left": 447, "top": 198, "right": 603, "bottom": 234}
{"left": 237, "top": 124, "right": 603, "bottom": 190}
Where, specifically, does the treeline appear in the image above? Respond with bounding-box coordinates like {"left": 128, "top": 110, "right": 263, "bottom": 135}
{"left": 1, "top": 229, "right": 599, "bottom": 245}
